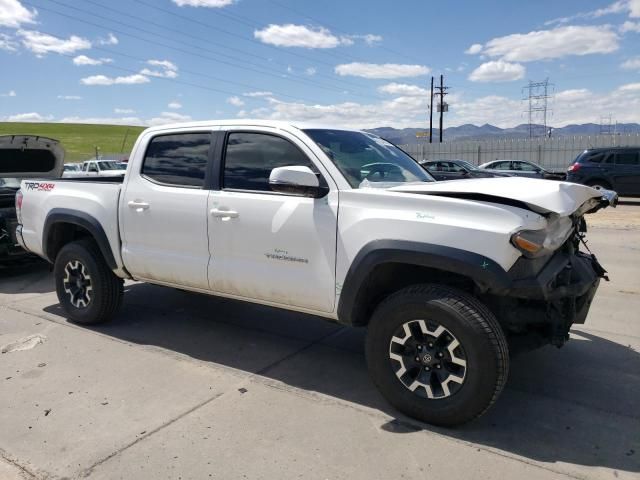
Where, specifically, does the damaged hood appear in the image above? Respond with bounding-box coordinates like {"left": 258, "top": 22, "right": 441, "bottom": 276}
{"left": 0, "top": 135, "right": 64, "bottom": 179}
{"left": 389, "top": 177, "right": 616, "bottom": 216}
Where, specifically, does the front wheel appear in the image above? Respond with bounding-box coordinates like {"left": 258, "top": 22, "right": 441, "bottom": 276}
{"left": 365, "top": 284, "right": 509, "bottom": 427}
{"left": 54, "top": 239, "right": 123, "bottom": 325}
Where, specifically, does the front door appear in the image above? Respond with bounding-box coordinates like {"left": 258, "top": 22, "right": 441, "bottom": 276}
{"left": 120, "top": 130, "right": 215, "bottom": 289}
{"left": 207, "top": 129, "right": 338, "bottom": 313}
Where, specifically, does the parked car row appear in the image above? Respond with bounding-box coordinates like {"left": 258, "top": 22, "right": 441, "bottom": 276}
{"left": 420, "top": 146, "right": 640, "bottom": 195}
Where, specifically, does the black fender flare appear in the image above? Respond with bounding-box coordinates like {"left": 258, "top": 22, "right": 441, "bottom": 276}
{"left": 337, "top": 240, "right": 512, "bottom": 325}
{"left": 43, "top": 208, "right": 117, "bottom": 270}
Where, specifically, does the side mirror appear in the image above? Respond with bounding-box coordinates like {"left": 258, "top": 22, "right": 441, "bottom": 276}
{"left": 269, "top": 166, "right": 329, "bottom": 198}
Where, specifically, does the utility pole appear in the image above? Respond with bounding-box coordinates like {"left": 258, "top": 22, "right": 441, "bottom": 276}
{"left": 434, "top": 74, "right": 449, "bottom": 143}
{"left": 429, "top": 76, "right": 434, "bottom": 144}
{"left": 523, "top": 78, "right": 553, "bottom": 138}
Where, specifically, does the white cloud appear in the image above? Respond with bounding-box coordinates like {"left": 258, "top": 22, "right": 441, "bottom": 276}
{"left": 72, "top": 55, "right": 112, "bottom": 66}
{"left": 140, "top": 59, "right": 178, "bottom": 78}
{"left": 99, "top": 33, "right": 118, "bottom": 45}
{"left": 305, "top": 67, "right": 317, "bottom": 76}
{"left": 17, "top": 30, "right": 91, "bottom": 55}
{"left": 465, "top": 43, "right": 483, "bottom": 55}
{"left": 346, "top": 34, "right": 383, "bottom": 45}
{"left": 81, "top": 74, "right": 150, "bottom": 85}
{"left": 468, "top": 60, "right": 525, "bottom": 82}
{"left": 243, "top": 91, "right": 273, "bottom": 97}
{"left": 631, "top": 0, "right": 640, "bottom": 17}
{"left": 0, "top": 0, "right": 37, "bottom": 28}
{"left": 236, "top": 110, "right": 248, "bottom": 117}
{"left": 168, "top": 101, "right": 182, "bottom": 109}
{"left": 378, "top": 83, "right": 428, "bottom": 96}
{"left": 476, "top": 25, "right": 619, "bottom": 62}
{"left": 555, "top": 88, "right": 592, "bottom": 101}
{"left": 618, "top": 81, "right": 640, "bottom": 91}
{"left": 6, "top": 112, "right": 52, "bottom": 122}
{"left": 335, "top": 62, "right": 430, "bottom": 79}
{"left": 621, "top": 57, "right": 640, "bottom": 70}
{"left": 1, "top": 90, "right": 16, "bottom": 97}
{"left": 255, "top": 24, "right": 345, "bottom": 48}
{"left": 227, "top": 96, "right": 245, "bottom": 107}
{"left": 114, "top": 108, "right": 135, "bottom": 114}
{"left": 0, "top": 32, "right": 18, "bottom": 51}
{"left": 57, "top": 95, "right": 82, "bottom": 100}
{"left": 148, "top": 111, "right": 192, "bottom": 126}
{"left": 172, "top": 0, "right": 235, "bottom": 7}
{"left": 621, "top": 20, "right": 640, "bottom": 32}
{"left": 545, "top": 0, "right": 631, "bottom": 25}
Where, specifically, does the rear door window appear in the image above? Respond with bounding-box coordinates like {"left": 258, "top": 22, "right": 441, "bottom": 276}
{"left": 615, "top": 152, "right": 639, "bottom": 165}
{"left": 142, "top": 133, "right": 211, "bottom": 187}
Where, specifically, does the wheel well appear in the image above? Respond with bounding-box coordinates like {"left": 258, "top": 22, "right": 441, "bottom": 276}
{"left": 348, "top": 262, "right": 476, "bottom": 327}
{"left": 46, "top": 222, "right": 94, "bottom": 262}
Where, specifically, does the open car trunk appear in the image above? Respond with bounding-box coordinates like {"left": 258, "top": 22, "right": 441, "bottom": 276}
{"left": 0, "top": 135, "right": 65, "bottom": 179}
{"left": 1, "top": 135, "right": 64, "bottom": 261}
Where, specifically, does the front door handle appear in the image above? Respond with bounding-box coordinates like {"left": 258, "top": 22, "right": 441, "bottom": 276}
{"left": 210, "top": 208, "right": 239, "bottom": 218}
{"left": 128, "top": 200, "right": 150, "bottom": 211}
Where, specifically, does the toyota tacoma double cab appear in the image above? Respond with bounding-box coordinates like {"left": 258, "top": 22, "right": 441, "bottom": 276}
{"left": 14, "top": 121, "right": 617, "bottom": 426}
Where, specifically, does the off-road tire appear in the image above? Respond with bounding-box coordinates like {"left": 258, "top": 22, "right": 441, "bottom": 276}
{"left": 54, "top": 239, "right": 123, "bottom": 325}
{"left": 365, "top": 284, "right": 509, "bottom": 427}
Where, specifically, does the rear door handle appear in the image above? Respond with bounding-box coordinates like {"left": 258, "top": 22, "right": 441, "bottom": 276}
{"left": 128, "top": 200, "right": 150, "bottom": 211}
{"left": 210, "top": 208, "right": 239, "bottom": 218}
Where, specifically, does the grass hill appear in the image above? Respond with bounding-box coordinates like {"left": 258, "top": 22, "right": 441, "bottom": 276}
{"left": 0, "top": 122, "right": 145, "bottom": 162}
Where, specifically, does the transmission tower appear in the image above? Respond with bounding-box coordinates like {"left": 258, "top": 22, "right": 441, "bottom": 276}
{"left": 523, "top": 78, "right": 553, "bottom": 138}
{"left": 599, "top": 115, "right": 615, "bottom": 135}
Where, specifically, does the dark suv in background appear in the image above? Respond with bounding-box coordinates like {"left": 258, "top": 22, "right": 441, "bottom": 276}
{"left": 566, "top": 147, "right": 640, "bottom": 195}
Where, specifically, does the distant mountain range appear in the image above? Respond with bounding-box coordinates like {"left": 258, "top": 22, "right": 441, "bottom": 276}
{"left": 366, "top": 123, "right": 640, "bottom": 145}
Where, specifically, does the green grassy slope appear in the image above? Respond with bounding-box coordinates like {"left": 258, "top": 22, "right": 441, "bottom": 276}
{"left": 0, "top": 122, "right": 145, "bottom": 162}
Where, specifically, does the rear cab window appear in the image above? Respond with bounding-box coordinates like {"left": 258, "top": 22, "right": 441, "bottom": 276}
{"left": 141, "top": 133, "right": 211, "bottom": 187}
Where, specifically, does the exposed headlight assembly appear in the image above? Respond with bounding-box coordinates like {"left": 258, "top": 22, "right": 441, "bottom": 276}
{"left": 511, "top": 216, "right": 574, "bottom": 258}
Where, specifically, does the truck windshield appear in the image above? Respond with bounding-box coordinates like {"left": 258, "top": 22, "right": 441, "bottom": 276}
{"left": 97, "top": 161, "right": 123, "bottom": 170}
{"left": 304, "top": 129, "right": 434, "bottom": 188}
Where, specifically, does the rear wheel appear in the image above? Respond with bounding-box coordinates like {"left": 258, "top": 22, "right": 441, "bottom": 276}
{"left": 54, "top": 239, "right": 123, "bottom": 325}
{"left": 586, "top": 180, "right": 611, "bottom": 191}
{"left": 365, "top": 284, "right": 509, "bottom": 427}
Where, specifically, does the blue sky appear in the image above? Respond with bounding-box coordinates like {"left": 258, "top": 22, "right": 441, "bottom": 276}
{"left": 1, "top": 0, "right": 639, "bottom": 128}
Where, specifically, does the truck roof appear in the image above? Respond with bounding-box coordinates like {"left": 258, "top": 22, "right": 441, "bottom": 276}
{"left": 141, "top": 119, "right": 363, "bottom": 135}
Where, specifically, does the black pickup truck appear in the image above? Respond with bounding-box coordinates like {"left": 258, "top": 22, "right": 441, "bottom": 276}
{"left": 0, "top": 135, "right": 64, "bottom": 262}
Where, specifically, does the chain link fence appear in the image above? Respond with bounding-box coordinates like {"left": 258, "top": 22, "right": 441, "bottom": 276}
{"left": 401, "top": 133, "right": 640, "bottom": 169}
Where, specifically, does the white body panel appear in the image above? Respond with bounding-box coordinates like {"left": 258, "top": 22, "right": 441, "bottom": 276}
{"left": 17, "top": 120, "right": 609, "bottom": 319}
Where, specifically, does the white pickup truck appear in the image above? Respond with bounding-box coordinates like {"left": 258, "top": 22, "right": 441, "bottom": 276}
{"left": 14, "top": 120, "right": 617, "bottom": 426}
{"left": 66, "top": 159, "right": 127, "bottom": 177}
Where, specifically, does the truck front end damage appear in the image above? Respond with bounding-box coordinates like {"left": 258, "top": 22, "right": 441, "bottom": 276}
{"left": 484, "top": 196, "right": 615, "bottom": 352}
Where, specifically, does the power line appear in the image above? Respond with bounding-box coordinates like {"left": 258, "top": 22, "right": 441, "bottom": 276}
{"left": 23, "top": 28, "right": 355, "bottom": 106}
{"left": 80, "top": 0, "right": 365, "bottom": 91}
{"left": 264, "top": 0, "right": 425, "bottom": 64}
{"left": 129, "top": 0, "right": 360, "bottom": 69}
{"left": 31, "top": 0, "right": 379, "bottom": 100}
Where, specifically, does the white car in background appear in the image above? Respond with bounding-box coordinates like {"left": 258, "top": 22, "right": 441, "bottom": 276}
{"left": 72, "top": 160, "right": 127, "bottom": 177}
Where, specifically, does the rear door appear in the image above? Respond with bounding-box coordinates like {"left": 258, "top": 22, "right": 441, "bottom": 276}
{"left": 207, "top": 127, "right": 338, "bottom": 313}
{"left": 611, "top": 150, "right": 640, "bottom": 195}
{"left": 0, "top": 135, "right": 64, "bottom": 178}
{"left": 120, "top": 130, "right": 217, "bottom": 289}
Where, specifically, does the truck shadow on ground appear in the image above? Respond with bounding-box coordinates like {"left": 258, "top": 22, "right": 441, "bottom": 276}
{"left": 43, "top": 282, "right": 639, "bottom": 475}
{"left": 0, "top": 258, "right": 52, "bottom": 296}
